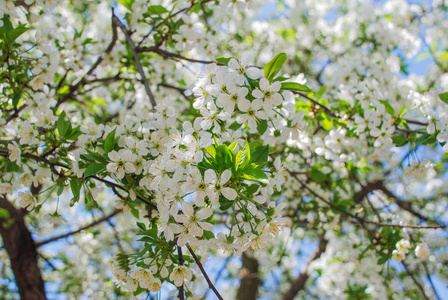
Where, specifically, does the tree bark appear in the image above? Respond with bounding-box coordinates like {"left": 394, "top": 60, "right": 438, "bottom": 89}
{"left": 236, "top": 253, "right": 259, "bottom": 300}
{"left": 0, "top": 196, "right": 46, "bottom": 299}
{"left": 282, "top": 238, "right": 328, "bottom": 300}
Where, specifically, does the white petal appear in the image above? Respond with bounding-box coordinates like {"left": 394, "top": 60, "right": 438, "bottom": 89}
{"left": 252, "top": 89, "right": 264, "bottom": 99}
{"left": 220, "top": 169, "right": 232, "bottom": 185}
{"left": 182, "top": 202, "right": 194, "bottom": 216}
{"left": 228, "top": 58, "right": 239, "bottom": 69}
{"left": 238, "top": 99, "right": 250, "bottom": 112}
{"left": 199, "top": 221, "right": 214, "bottom": 231}
{"left": 246, "top": 67, "right": 261, "bottom": 79}
{"left": 271, "top": 81, "right": 281, "bottom": 92}
{"left": 197, "top": 207, "right": 213, "bottom": 219}
{"left": 260, "top": 78, "right": 269, "bottom": 91}
{"left": 222, "top": 187, "right": 237, "bottom": 200}
{"left": 204, "top": 169, "right": 217, "bottom": 184}
{"left": 252, "top": 99, "right": 264, "bottom": 110}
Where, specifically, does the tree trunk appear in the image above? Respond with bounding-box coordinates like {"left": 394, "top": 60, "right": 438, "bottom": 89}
{"left": 0, "top": 196, "right": 46, "bottom": 300}
{"left": 236, "top": 252, "right": 259, "bottom": 300}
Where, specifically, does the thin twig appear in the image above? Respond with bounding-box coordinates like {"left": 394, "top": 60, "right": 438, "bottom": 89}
{"left": 422, "top": 263, "right": 441, "bottom": 300}
{"left": 287, "top": 169, "right": 446, "bottom": 229}
{"left": 112, "top": 14, "right": 157, "bottom": 108}
{"left": 36, "top": 209, "right": 121, "bottom": 247}
{"left": 291, "top": 91, "right": 340, "bottom": 118}
{"left": 402, "top": 261, "right": 429, "bottom": 300}
{"left": 186, "top": 244, "right": 224, "bottom": 300}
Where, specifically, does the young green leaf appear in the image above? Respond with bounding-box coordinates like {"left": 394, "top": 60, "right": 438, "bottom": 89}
{"left": 281, "top": 82, "right": 312, "bottom": 93}
{"left": 84, "top": 163, "right": 106, "bottom": 177}
{"left": 235, "top": 141, "right": 250, "bottom": 171}
{"left": 439, "top": 92, "right": 448, "bottom": 104}
{"left": 250, "top": 145, "right": 269, "bottom": 166}
{"left": 104, "top": 129, "right": 116, "bottom": 154}
{"left": 57, "top": 111, "right": 72, "bottom": 138}
{"left": 243, "top": 168, "right": 268, "bottom": 181}
{"left": 256, "top": 119, "right": 268, "bottom": 135}
{"left": 264, "top": 53, "right": 287, "bottom": 80}
{"left": 70, "top": 178, "right": 81, "bottom": 202}
{"left": 216, "top": 57, "right": 232, "bottom": 65}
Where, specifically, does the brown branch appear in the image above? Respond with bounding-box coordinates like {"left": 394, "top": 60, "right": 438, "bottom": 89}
{"left": 186, "top": 244, "right": 223, "bottom": 300}
{"left": 112, "top": 14, "right": 157, "bottom": 108}
{"left": 291, "top": 91, "right": 340, "bottom": 118}
{"left": 177, "top": 246, "right": 185, "bottom": 300}
{"left": 36, "top": 209, "right": 121, "bottom": 247}
{"left": 402, "top": 261, "right": 429, "bottom": 300}
{"left": 138, "top": 47, "right": 218, "bottom": 65}
{"left": 56, "top": 10, "right": 119, "bottom": 108}
{"left": 287, "top": 170, "right": 446, "bottom": 229}
{"left": 282, "top": 237, "right": 328, "bottom": 300}
{"left": 422, "top": 262, "right": 441, "bottom": 300}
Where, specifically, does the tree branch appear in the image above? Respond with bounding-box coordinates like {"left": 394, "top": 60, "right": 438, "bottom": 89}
{"left": 177, "top": 246, "right": 185, "bottom": 300}
{"left": 282, "top": 237, "right": 328, "bottom": 300}
{"left": 112, "top": 14, "right": 157, "bottom": 108}
{"left": 186, "top": 244, "right": 223, "bottom": 300}
{"left": 35, "top": 209, "right": 121, "bottom": 247}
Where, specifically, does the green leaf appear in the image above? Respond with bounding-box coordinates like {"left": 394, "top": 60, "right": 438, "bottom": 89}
{"left": 0, "top": 208, "right": 9, "bottom": 219}
{"left": 70, "top": 178, "right": 81, "bottom": 202}
{"left": 264, "top": 53, "right": 287, "bottom": 80}
{"left": 205, "top": 144, "right": 216, "bottom": 158}
{"left": 190, "top": 2, "right": 202, "bottom": 13}
{"left": 84, "top": 163, "right": 106, "bottom": 177}
{"left": 243, "top": 168, "right": 268, "bottom": 181}
{"left": 216, "top": 57, "right": 232, "bottom": 65}
{"left": 57, "top": 185, "right": 64, "bottom": 196}
{"left": 398, "top": 105, "right": 406, "bottom": 117}
{"left": 256, "top": 119, "right": 268, "bottom": 135}
{"left": 244, "top": 184, "right": 259, "bottom": 195}
{"left": 12, "top": 93, "right": 21, "bottom": 107}
{"left": 379, "top": 100, "right": 395, "bottom": 115}
{"left": 219, "top": 198, "right": 233, "bottom": 211}
{"left": 228, "top": 121, "right": 243, "bottom": 130}
{"left": 250, "top": 145, "right": 269, "bottom": 165}
{"left": 6, "top": 25, "right": 28, "bottom": 43}
{"left": 147, "top": 5, "right": 169, "bottom": 15}
{"left": 315, "top": 85, "right": 327, "bottom": 101}
{"left": 392, "top": 136, "right": 407, "bottom": 147}
{"left": 57, "top": 111, "right": 72, "bottom": 138}
{"left": 65, "top": 126, "right": 82, "bottom": 141}
{"left": 58, "top": 85, "right": 70, "bottom": 95}
{"left": 320, "top": 114, "right": 333, "bottom": 131}
{"left": 215, "top": 145, "right": 233, "bottom": 169}
{"left": 118, "top": 0, "right": 135, "bottom": 10}
{"left": 281, "top": 82, "right": 312, "bottom": 93}
{"left": 416, "top": 133, "right": 436, "bottom": 145}
{"left": 203, "top": 230, "right": 215, "bottom": 240}
{"left": 136, "top": 222, "right": 146, "bottom": 231}
{"left": 235, "top": 141, "right": 250, "bottom": 171}
{"left": 273, "top": 76, "right": 290, "bottom": 82}
{"left": 439, "top": 92, "right": 448, "bottom": 104}
{"left": 309, "top": 168, "right": 329, "bottom": 182}
{"left": 104, "top": 129, "right": 116, "bottom": 154}
{"left": 228, "top": 140, "right": 239, "bottom": 151}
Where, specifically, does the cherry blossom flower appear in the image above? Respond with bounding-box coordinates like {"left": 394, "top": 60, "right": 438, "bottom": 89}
{"left": 205, "top": 169, "right": 237, "bottom": 206}
{"left": 107, "top": 149, "right": 137, "bottom": 179}
{"left": 236, "top": 99, "right": 268, "bottom": 129}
